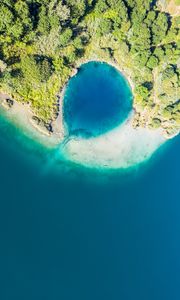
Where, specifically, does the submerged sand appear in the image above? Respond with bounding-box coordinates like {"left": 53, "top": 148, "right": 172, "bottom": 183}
{"left": 0, "top": 69, "right": 168, "bottom": 170}
{"left": 61, "top": 113, "right": 165, "bottom": 169}
{"left": 0, "top": 96, "right": 167, "bottom": 169}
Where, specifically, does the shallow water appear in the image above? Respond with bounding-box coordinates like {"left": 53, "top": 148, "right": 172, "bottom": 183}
{"left": 62, "top": 62, "right": 163, "bottom": 169}
{"left": 0, "top": 113, "right": 180, "bottom": 300}
{"left": 63, "top": 62, "right": 133, "bottom": 137}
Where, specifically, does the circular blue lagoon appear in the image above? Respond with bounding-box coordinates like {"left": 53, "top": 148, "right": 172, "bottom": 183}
{"left": 63, "top": 62, "right": 133, "bottom": 138}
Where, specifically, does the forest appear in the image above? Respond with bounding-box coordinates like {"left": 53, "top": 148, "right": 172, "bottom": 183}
{"left": 0, "top": 0, "right": 179, "bottom": 136}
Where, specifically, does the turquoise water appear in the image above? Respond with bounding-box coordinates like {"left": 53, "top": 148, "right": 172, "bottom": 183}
{"left": 0, "top": 114, "right": 180, "bottom": 300}
{"left": 0, "top": 60, "right": 180, "bottom": 300}
{"left": 63, "top": 62, "right": 132, "bottom": 137}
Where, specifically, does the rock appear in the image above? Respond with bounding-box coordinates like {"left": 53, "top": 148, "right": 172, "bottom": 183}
{"left": 32, "top": 116, "right": 40, "bottom": 125}
{"left": 6, "top": 98, "right": 14, "bottom": 108}
{"left": 45, "top": 123, "right": 53, "bottom": 133}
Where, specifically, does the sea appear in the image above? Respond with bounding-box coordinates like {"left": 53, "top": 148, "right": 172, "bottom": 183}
{"left": 0, "top": 62, "right": 180, "bottom": 300}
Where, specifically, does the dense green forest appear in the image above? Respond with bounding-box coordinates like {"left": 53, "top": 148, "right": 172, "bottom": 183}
{"left": 0, "top": 0, "right": 179, "bottom": 136}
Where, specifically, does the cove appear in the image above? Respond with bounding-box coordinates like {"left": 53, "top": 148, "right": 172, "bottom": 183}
{"left": 63, "top": 61, "right": 133, "bottom": 138}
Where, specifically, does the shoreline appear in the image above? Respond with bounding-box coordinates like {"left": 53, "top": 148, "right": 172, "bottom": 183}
{"left": 0, "top": 65, "right": 79, "bottom": 147}
{"left": 0, "top": 93, "right": 62, "bottom": 147}
{"left": 61, "top": 111, "right": 166, "bottom": 170}
{"left": 0, "top": 59, "right": 178, "bottom": 152}
{"left": 74, "top": 58, "right": 135, "bottom": 93}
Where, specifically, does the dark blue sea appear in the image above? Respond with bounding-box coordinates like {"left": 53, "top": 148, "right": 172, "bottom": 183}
{"left": 0, "top": 62, "right": 180, "bottom": 300}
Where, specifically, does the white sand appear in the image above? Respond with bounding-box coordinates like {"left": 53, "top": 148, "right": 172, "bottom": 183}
{"left": 0, "top": 93, "right": 64, "bottom": 147}
{"left": 61, "top": 113, "right": 166, "bottom": 169}
{"left": 0, "top": 93, "right": 167, "bottom": 169}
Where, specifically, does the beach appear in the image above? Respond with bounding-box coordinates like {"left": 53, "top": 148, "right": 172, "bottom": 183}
{"left": 0, "top": 92, "right": 65, "bottom": 147}
{"left": 61, "top": 111, "right": 166, "bottom": 169}
{"left": 0, "top": 60, "right": 168, "bottom": 170}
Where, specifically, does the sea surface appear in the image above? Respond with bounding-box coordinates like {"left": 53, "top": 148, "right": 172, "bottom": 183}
{"left": 0, "top": 62, "right": 180, "bottom": 300}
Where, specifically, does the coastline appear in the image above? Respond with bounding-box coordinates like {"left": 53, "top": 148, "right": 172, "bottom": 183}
{"left": 0, "top": 65, "right": 80, "bottom": 147}
{"left": 0, "top": 92, "right": 63, "bottom": 147}
{"left": 75, "top": 58, "right": 135, "bottom": 92}
{"left": 1, "top": 58, "right": 177, "bottom": 143}
{"left": 0, "top": 59, "right": 178, "bottom": 165}
{"left": 61, "top": 111, "right": 166, "bottom": 170}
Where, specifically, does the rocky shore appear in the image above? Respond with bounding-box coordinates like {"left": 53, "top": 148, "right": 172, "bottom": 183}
{"left": 0, "top": 59, "right": 179, "bottom": 149}
{"left": 0, "top": 92, "right": 64, "bottom": 147}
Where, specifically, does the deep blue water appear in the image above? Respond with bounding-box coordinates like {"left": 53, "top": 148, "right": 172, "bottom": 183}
{"left": 0, "top": 113, "right": 180, "bottom": 300}
{"left": 64, "top": 62, "right": 132, "bottom": 137}
{"left": 0, "top": 59, "right": 180, "bottom": 300}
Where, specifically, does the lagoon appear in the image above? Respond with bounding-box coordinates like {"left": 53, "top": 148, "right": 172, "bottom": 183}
{"left": 63, "top": 61, "right": 133, "bottom": 137}
{"left": 61, "top": 62, "right": 164, "bottom": 169}
{"left": 0, "top": 60, "right": 179, "bottom": 300}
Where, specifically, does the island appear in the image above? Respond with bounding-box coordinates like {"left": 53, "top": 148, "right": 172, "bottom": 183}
{"left": 0, "top": 0, "right": 179, "bottom": 168}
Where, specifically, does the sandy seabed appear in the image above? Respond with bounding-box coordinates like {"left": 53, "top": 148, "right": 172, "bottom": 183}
{"left": 61, "top": 113, "right": 165, "bottom": 169}
{"left": 0, "top": 94, "right": 166, "bottom": 170}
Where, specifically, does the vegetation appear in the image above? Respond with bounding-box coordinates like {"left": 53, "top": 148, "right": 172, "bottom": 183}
{"left": 0, "top": 0, "right": 179, "bottom": 136}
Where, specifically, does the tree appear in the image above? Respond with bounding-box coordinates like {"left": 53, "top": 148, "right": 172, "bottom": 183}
{"left": 73, "top": 37, "right": 83, "bottom": 50}
{"left": 130, "top": 0, "right": 152, "bottom": 24}
{"left": 152, "top": 13, "right": 169, "bottom": 45}
{"left": 153, "top": 47, "right": 165, "bottom": 60}
{"left": 164, "top": 44, "right": 175, "bottom": 57}
{"left": 145, "top": 11, "right": 156, "bottom": 26}
{"left": 66, "top": 0, "right": 86, "bottom": 21}
{"left": 107, "top": 0, "right": 129, "bottom": 29}
{"left": 162, "top": 107, "right": 173, "bottom": 119}
{"left": 135, "top": 85, "right": 150, "bottom": 99}
{"left": 97, "top": 19, "right": 112, "bottom": 36}
{"left": 59, "top": 28, "right": 73, "bottom": 47}
{"left": 129, "top": 23, "right": 151, "bottom": 51}
{"left": 162, "top": 66, "right": 176, "bottom": 80}
{"left": 0, "top": 0, "right": 179, "bottom": 132}
{"left": 0, "top": 4, "right": 13, "bottom": 33}
{"left": 49, "top": 1, "right": 70, "bottom": 23}
{"left": 146, "top": 55, "right": 159, "bottom": 69}
{"left": 0, "top": 59, "right": 7, "bottom": 72}
{"left": 38, "top": 58, "right": 53, "bottom": 82}
{"left": 134, "top": 51, "right": 151, "bottom": 67}
{"left": 37, "top": 6, "right": 50, "bottom": 34}
{"left": 95, "top": 0, "right": 108, "bottom": 13}
{"left": 14, "top": 0, "right": 32, "bottom": 29}
{"left": 151, "top": 118, "right": 161, "bottom": 128}
{"left": 21, "top": 55, "right": 42, "bottom": 86}
{"left": 9, "top": 19, "right": 24, "bottom": 40}
{"left": 65, "top": 48, "right": 77, "bottom": 64}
